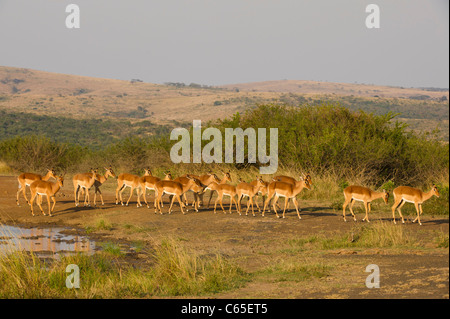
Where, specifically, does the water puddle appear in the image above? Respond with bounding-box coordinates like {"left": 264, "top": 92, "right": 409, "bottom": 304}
{"left": 0, "top": 224, "right": 96, "bottom": 259}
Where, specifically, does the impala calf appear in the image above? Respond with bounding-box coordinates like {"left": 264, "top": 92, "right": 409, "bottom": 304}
{"left": 342, "top": 186, "right": 389, "bottom": 222}
{"left": 29, "top": 175, "right": 64, "bottom": 217}
{"left": 16, "top": 168, "right": 57, "bottom": 206}
{"left": 391, "top": 185, "right": 439, "bottom": 226}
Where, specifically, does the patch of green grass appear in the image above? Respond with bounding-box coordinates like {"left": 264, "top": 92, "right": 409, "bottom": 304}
{"left": 0, "top": 237, "right": 249, "bottom": 298}
{"left": 122, "top": 224, "right": 157, "bottom": 234}
{"left": 259, "top": 261, "right": 331, "bottom": 283}
{"left": 99, "top": 242, "right": 123, "bottom": 257}
{"left": 286, "top": 222, "right": 421, "bottom": 252}
{"left": 85, "top": 218, "right": 113, "bottom": 234}
{"left": 434, "top": 232, "right": 449, "bottom": 248}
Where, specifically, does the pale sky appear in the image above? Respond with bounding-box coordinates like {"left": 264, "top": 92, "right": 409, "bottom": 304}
{"left": 0, "top": 0, "right": 448, "bottom": 88}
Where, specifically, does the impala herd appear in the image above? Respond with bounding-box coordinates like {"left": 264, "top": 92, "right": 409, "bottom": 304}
{"left": 15, "top": 167, "right": 440, "bottom": 225}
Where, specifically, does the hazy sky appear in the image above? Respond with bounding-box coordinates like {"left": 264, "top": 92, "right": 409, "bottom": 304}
{"left": 0, "top": 0, "right": 448, "bottom": 88}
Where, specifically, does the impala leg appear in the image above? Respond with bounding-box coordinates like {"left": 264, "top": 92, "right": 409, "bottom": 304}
{"left": 248, "top": 197, "right": 254, "bottom": 216}
{"left": 20, "top": 184, "right": 30, "bottom": 205}
{"left": 84, "top": 187, "right": 90, "bottom": 206}
{"left": 36, "top": 195, "right": 46, "bottom": 216}
{"left": 366, "top": 202, "right": 372, "bottom": 222}
{"left": 262, "top": 194, "right": 273, "bottom": 217}
{"left": 391, "top": 198, "right": 401, "bottom": 224}
{"left": 412, "top": 202, "right": 422, "bottom": 225}
{"left": 176, "top": 195, "right": 185, "bottom": 214}
{"left": 16, "top": 184, "right": 24, "bottom": 206}
{"left": 397, "top": 200, "right": 406, "bottom": 224}
{"left": 198, "top": 192, "right": 204, "bottom": 208}
{"left": 182, "top": 193, "right": 189, "bottom": 206}
{"left": 98, "top": 188, "right": 104, "bottom": 206}
{"left": 136, "top": 187, "right": 143, "bottom": 207}
{"left": 232, "top": 196, "right": 239, "bottom": 214}
{"left": 342, "top": 197, "right": 351, "bottom": 222}
{"left": 115, "top": 184, "right": 123, "bottom": 205}
{"left": 282, "top": 198, "right": 289, "bottom": 218}
{"left": 220, "top": 195, "right": 227, "bottom": 214}
{"left": 156, "top": 192, "right": 163, "bottom": 214}
{"left": 50, "top": 196, "right": 56, "bottom": 217}
{"left": 168, "top": 195, "right": 176, "bottom": 214}
{"left": 29, "top": 192, "right": 37, "bottom": 216}
{"left": 141, "top": 187, "right": 148, "bottom": 208}
{"left": 293, "top": 197, "right": 301, "bottom": 219}
{"left": 254, "top": 196, "right": 261, "bottom": 214}
{"left": 207, "top": 190, "right": 215, "bottom": 209}
{"left": 237, "top": 195, "right": 242, "bottom": 215}
{"left": 74, "top": 185, "right": 79, "bottom": 206}
{"left": 362, "top": 201, "right": 369, "bottom": 222}
{"left": 349, "top": 199, "right": 357, "bottom": 221}
{"left": 214, "top": 196, "right": 219, "bottom": 214}
{"left": 272, "top": 195, "right": 280, "bottom": 218}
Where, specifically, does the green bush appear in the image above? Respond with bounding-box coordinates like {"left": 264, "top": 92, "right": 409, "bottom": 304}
{"left": 0, "top": 135, "right": 87, "bottom": 172}
{"left": 218, "top": 104, "right": 449, "bottom": 187}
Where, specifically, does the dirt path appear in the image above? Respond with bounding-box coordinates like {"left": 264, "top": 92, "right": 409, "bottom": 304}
{"left": 0, "top": 176, "right": 448, "bottom": 299}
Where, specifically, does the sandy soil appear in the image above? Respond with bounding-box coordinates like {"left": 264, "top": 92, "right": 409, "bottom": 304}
{"left": 0, "top": 175, "right": 448, "bottom": 299}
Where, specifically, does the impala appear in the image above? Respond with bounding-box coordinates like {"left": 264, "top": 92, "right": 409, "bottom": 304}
{"left": 236, "top": 176, "right": 265, "bottom": 216}
{"left": 342, "top": 185, "right": 389, "bottom": 222}
{"left": 16, "top": 168, "right": 57, "bottom": 206}
{"left": 247, "top": 178, "right": 269, "bottom": 209}
{"left": 29, "top": 175, "right": 64, "bottom": 217}
{"left": 154, "top": 175, "right": 205, "bottom": 214}
{"left": 139, "top": 169, "right": 172, "bottom": 209}
{"left": 208, "top": 172, "right": 238, "bottom": 214}
{"left": 72, "top": 168, "right": 98, "bottom": 207}
{"left": 391, "top": 185, "right": 440, "bottom": 226}
{"left": 273, "top": 173, "right": 313, "bottom": 186}
{"left": 262, "top": 178, "right": 311, "bottom": 219}
{"left": 115, "top": 170, "right": 150, "bottom": 207}
{"left": 172, "top": 175, "right": 207, "bottom": 211}
{"left": 180, "top": 173, "right": 221, "bottom": 208}
{"left": 206, "top": 171, "right": 232, "bottom": 209}
{"left": 271, "top": 173, "right": 313, "bottom": 210}
{"left": 78, "top": 166, "right": 117, "bottom": 206}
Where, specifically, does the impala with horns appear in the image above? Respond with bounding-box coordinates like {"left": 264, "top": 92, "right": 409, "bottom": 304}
{"left": 154, "top": 175, "right": 205, "bottom": 214}
{"left": 139, "top": 169, "right": 172, "bottom": 209}
{"left": 115, "top": 170, "right": 150, "bottom": 207}
{"left": 16, "top": 168, "right": 57, "bottom": 206}
{"left": 29, "top": 175, "right": 64, "bottom": 217}
{"left": 236, "top": 176, "right": 265, "bottom": 216}
{"left": 262, "top": 177, "right": 311, "bottom": 219}
{"left": 391, "top": 185, "right": 440, "bottom": 226}
{"left": 342, "top": 185, "right": 389, "bottom": 222}
{"left": 72, "top": 168, "right": 98, "bottom": 207}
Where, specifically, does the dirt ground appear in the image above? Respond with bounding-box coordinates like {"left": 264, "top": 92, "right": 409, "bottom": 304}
{"left": 0, "top": 175, "right": 448, "bottom": 299}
